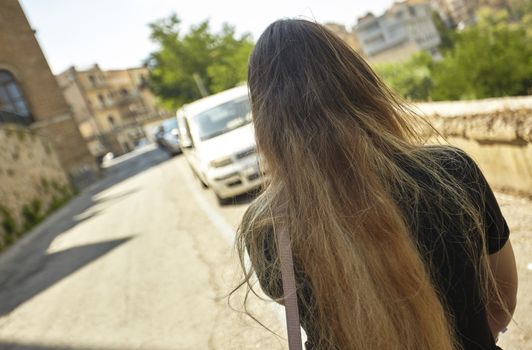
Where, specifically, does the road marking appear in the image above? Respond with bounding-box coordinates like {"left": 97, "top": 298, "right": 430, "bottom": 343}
{"left": 178, "top": 160, "right": 307, "bottom": 345}
{"left": 178, "top": 161, "right": 237, "bottom": 245}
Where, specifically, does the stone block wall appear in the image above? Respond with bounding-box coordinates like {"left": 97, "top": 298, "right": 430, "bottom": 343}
{"left": 0, "top": 124, "right": 73, "bottom": 250}
{"left": 0, "top": 0, "right": 99, "bottom": 189}
{"left": 416, "top": 96, "right": 532, "bottom": 195}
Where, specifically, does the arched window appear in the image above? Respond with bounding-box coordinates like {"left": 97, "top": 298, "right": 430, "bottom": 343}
{"left": 0, "top": 70, "right": 31, "bottom": 122}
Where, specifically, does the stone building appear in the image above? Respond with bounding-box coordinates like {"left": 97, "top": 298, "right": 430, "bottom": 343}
{"left": 323, "top": 23, "right": 362, "bottom": 52}
{"left": 355, "top": 2, "right": 441, "bottom": 64}
{"left": 57, "top": 65, "right": 171, "bottom": 158}
{"left": 430, "top": 0, "right": 511, "bottom": 27}
{"left": 0, "top": 0, "right": 98, "bottom": 187}
{"left": 431, "top": 0, "right": 480, "bottom": 26}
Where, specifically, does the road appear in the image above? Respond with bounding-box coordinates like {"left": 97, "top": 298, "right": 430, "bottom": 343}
{"left": 0, "top": 146, "right": 285, "bottom": 350}
{"left": 0, "top": 146, "right": 530, "bottom": 350}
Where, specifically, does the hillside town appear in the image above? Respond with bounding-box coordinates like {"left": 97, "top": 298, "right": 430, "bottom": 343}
{"left": 0, "top": 0, "right": 530, "bottom": 349}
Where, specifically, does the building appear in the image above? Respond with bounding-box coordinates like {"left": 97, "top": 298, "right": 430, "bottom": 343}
{"left": 431, "top": 0, "right": 479, "bottom": 26}
{"left": 0, "top": 0, "right": 98, "bottom": 187}
{"left": 323, "top": 23, "right": 362, "bottom": 52}
{"left": 430, "top": 0, "right": 510, "bottom": 27}
{"left": 57, "top": 65, "right": 171, "bottom": 158}
{"left": 355, "top": 1, "right": 441, "bottom": 64}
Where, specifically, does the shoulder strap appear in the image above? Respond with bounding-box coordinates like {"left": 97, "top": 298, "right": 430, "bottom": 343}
{"left": 276, "top": 226, "right": 303, "bottom": 350}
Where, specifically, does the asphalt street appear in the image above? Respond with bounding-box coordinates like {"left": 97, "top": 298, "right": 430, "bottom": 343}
{"left": 0, "top": 146, "right": 286, "bottom": 350}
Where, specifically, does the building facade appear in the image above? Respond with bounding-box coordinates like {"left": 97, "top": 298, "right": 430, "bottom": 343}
{"left": 57, "top": 65, "right": 171, "bottom": 158}
{"left": 0, "top": 0, "right": 98, "bottom": 187}
{"left": 430, "top": 0, "right": 510, "bottom": 27}
{"left": 323, "top": 23, "right": 362, "bottom": 52}
{"left": 355, "top": 2, "right": 441, "bottom": 63}
{"left": 431, "top": 0, "right": 479, "bottom": 26}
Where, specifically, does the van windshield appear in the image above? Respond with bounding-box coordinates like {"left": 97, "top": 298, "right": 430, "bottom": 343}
{"left": 193, "top": 96, "right": 251, "bottom": 141}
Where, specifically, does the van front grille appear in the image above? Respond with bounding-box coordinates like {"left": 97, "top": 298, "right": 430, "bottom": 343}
{"left": 235, "top": 147, "right": 256, "bottom": 160}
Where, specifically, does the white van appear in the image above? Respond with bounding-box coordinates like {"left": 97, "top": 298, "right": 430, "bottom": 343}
{"left": 176, "top": 85, "right": 264, "bottom": 204}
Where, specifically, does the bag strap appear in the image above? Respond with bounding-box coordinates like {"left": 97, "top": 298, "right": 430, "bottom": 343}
{"left": 276, "top": 226, "right": 303, "bottom": 350}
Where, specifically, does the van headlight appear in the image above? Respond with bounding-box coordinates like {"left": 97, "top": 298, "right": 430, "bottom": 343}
{"left": 210, "top": 157, "right": 233, "bottom": 168}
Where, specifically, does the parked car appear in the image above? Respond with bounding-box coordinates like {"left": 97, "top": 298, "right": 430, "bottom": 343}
{"left": 155, "top": 118, "right": 181, "bottom": 156}
{"left": 176, "top": 85, "right": 264, "bottom": 204}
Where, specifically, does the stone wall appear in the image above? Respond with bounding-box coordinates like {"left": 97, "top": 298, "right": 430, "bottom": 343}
{"left": 0, "top": 124, "right": 73, "bottom": 250}
{"left": 416, "top": 96, "right": 532, "bottom": 195}
{"left": 0, "top": 0, "right": 99, "bottom": 188}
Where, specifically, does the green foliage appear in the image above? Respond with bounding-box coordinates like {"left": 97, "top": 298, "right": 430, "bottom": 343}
{"left": 22, "top": 199, "right": 43, "bottom": 231}
{"left": 376, "top": 7, "right": 531, "bottom": 101}
{"left": 431, "top": 7, "right": 531, "bottom": 100}
{"left": 509, "top": 0, "right": 532, "bottom": 23}
{"left": 40, "top": 177, "right": 50, "bottom": 193}
{"left": 375, "top": 52, "right": 433, "bottom": 101}
{"left": 49, "top": 181, "right": 74, "bottom": 212}
{"left": 207, "top": 24, "right": 254, "bottom": 93}
{"left": 0, "top": 205, "right": 17, "bottom": 239}
{"left": 147, "top": 14, "right": 254, "bottom": 109}
{"left": 49, "top": 194, "right": 69, "bottom": 212}
{"left": 432, "top": 11, "right": 455, "bottom": 51}
{"left": 0, "top": 181, "right": 75, "bottom": 251}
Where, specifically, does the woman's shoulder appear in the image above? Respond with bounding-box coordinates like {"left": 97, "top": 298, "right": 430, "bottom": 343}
{"left": 418, "top": 145, "right": 481, "bottom": 181}
{"left": 421, "top": 145, "right": 473, "bottom": 164}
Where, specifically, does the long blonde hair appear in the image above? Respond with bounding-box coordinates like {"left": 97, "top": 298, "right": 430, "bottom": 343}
{"left": 232, "top": 19, "right": 501, "bottom": 349}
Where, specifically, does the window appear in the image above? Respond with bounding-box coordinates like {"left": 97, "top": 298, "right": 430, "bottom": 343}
{"left": 98, "top": 94, "right": 105, "bottom": 107}
{"left": 364, "top": 34, "right": 385, "bottom": 45}
{"left": 0, "top": 70, "right": 31, "bottom": 121}
{"left": 89, "top": 75, "right": 96, "bottom": 86}
{"left": 193, "top": 96, "right": 251, "bottom": 141}
{"left": 107, "top": 115, "right": 115, "bottom": 126}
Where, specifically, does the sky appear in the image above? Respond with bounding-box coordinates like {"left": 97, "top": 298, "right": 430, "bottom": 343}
{"left": 19, "top": 0, "right": 396, "bottom": 74}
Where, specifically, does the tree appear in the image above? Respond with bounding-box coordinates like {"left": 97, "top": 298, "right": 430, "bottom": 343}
{"left": 431, "top": 7, "right": 531, "bottom": 100}
{"left": 207, "top": 24, "right": 254, "bottom": 93}
{"left": 146, "top": 14, "right": 254, "bottom": 109}
{"left": 432, "top": 11, "right": 455, "bottom": 52}
{"left": 375, "top": 52, "right": 433, "bottom": 101}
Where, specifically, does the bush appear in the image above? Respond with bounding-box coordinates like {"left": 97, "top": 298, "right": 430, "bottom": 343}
{"left": 375, "top": 7, "right": 531, "bottom": 101}
{"left": 0, "top": 205, "right": 18, "bottom": 243}
{"left": 431, "top": 7, "right": 531, "bottom": 100}
{"left": 375, "top": 52, "right": 433, "bottom": 101}
{"left": 22, "top": 199, "right": 43, "bottom": 231}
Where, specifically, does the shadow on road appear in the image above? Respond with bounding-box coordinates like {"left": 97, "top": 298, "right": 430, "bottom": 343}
{"left": 0, "top": 237, "right": 133, "bottom": 316}
{"left": 0, "top": 342, "right": 77, "bottom": 350}
{"left": 221, "top": 190, "right": 260, "bottom": 207}
{"left": 0, "top": 147, "right": 171, "bottom": 317}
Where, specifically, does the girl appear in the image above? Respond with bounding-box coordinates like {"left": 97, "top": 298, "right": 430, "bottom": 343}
{"left": 234, "top": 19, "right": 517, "bottom": 350}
